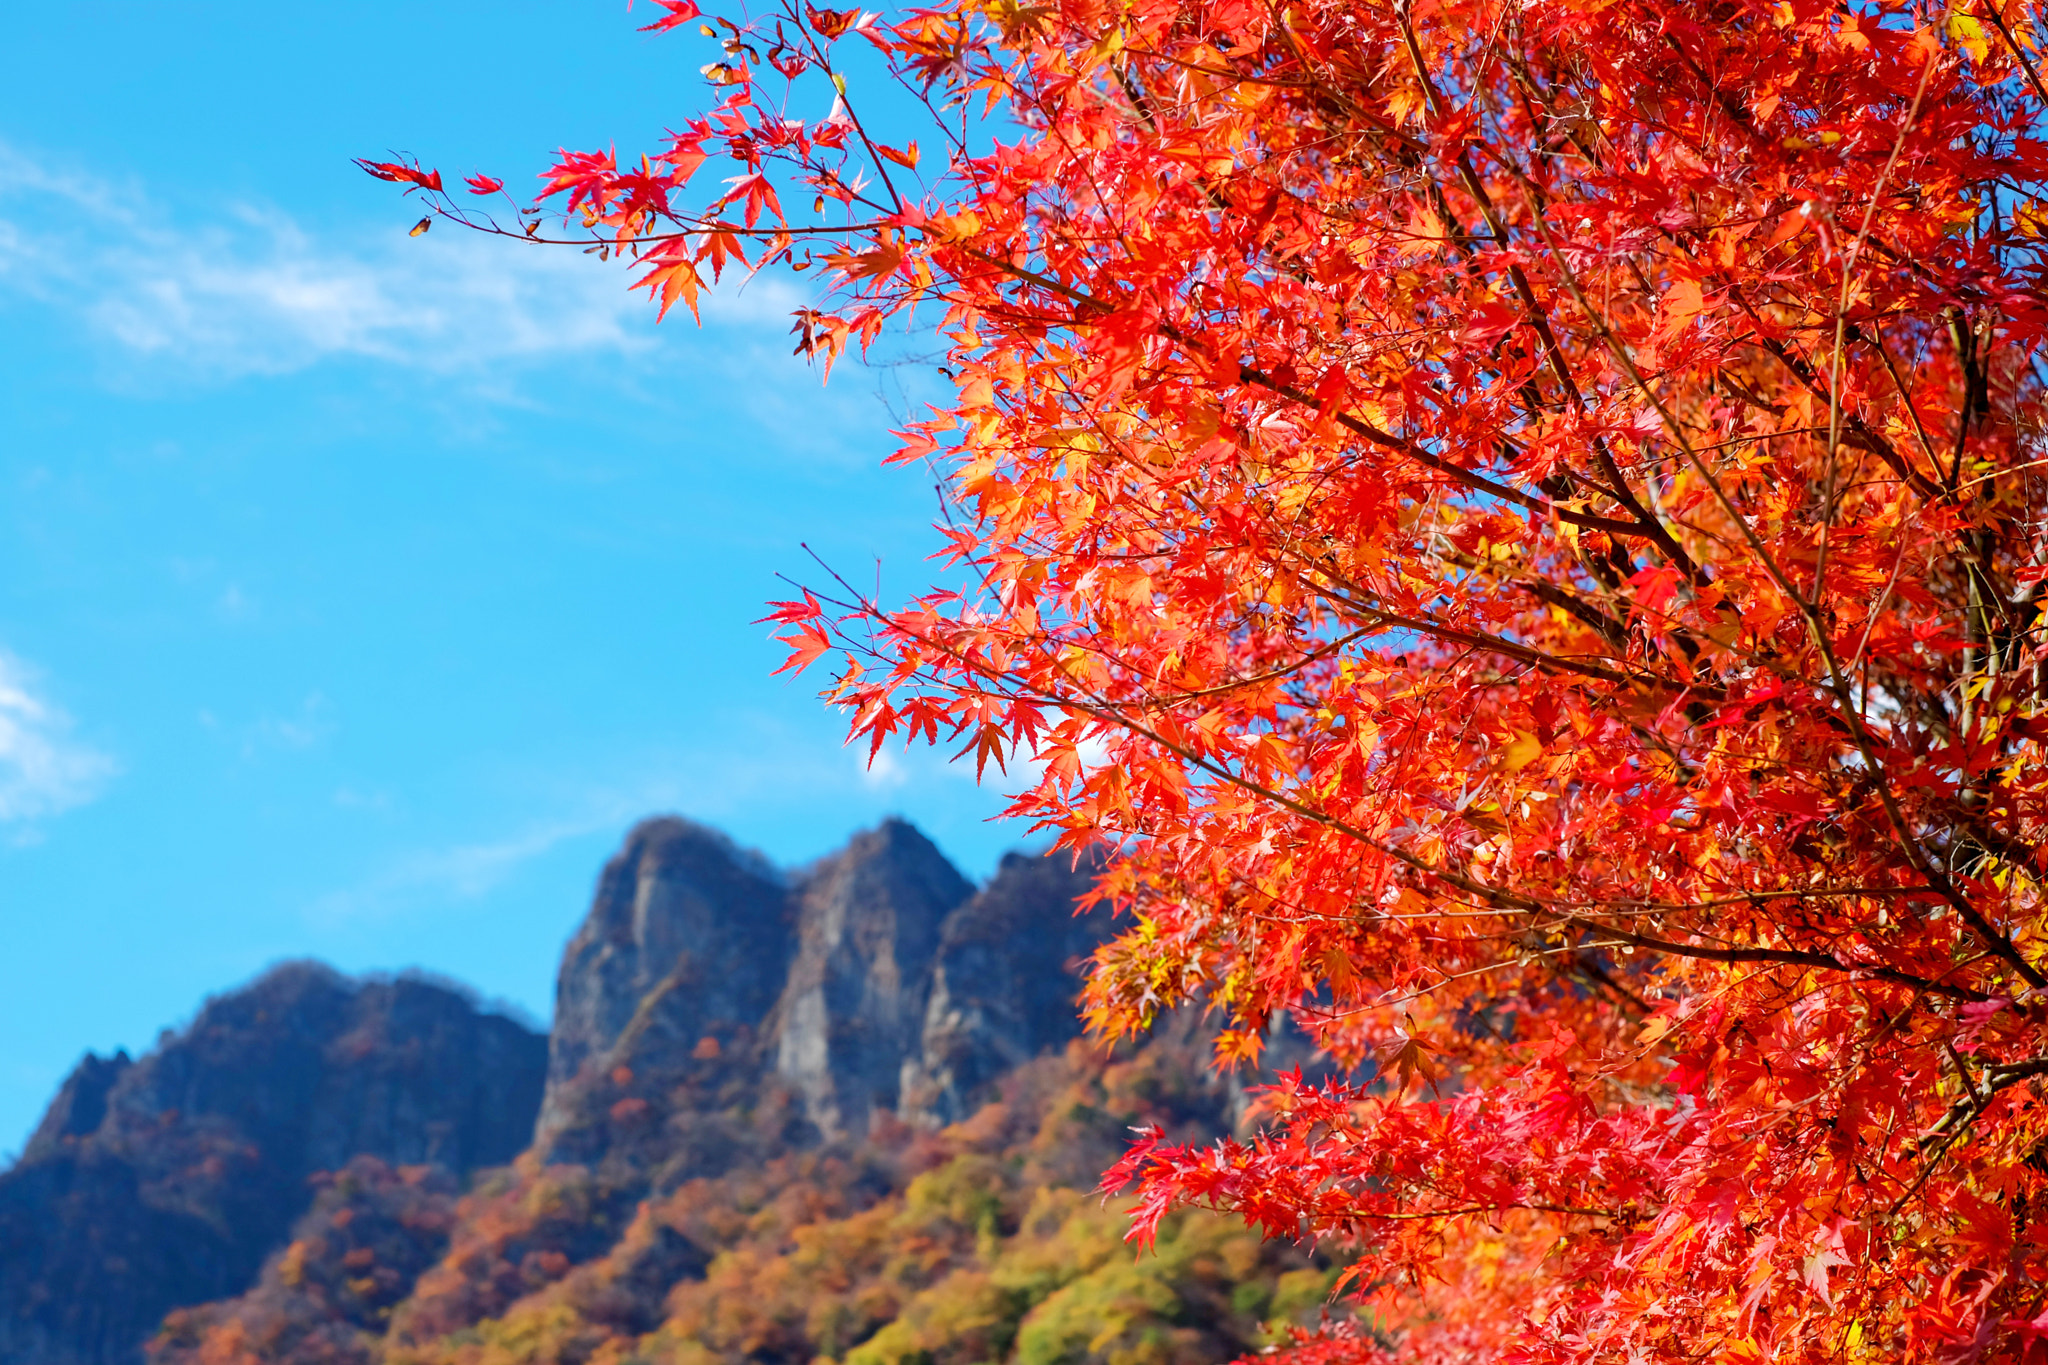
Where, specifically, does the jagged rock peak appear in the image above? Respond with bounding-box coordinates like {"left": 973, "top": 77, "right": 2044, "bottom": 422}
{"left": 903, "top": 847, "right": 1113, "bottom": 1128}
{"left": 539, "top": 816, "right": 1119, "bottom": 1145}
{"left": 0, "top": 961, "right": 547, "bottom": 1365}
{"left": 21, "top": 1048, "right": 131, "bottom": 1166}
{"left": 771, "top": 818, "right": 976, "bottom": 1137}
{"left": 540, "top": 817, "right": 795, "bottom": 1139}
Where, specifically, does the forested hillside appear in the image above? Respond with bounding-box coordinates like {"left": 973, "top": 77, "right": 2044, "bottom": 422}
{"left": 156, "top": 1023, "right": 1334, "bottom": 1365}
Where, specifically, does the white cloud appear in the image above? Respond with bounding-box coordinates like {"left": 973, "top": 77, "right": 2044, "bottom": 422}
{"left": 0, "top": 653, "right": 116, "bottom": 824}
{"left": 306, "top": 745, "right": 899, "bottom": 924}
{"left": 376, "top": 820, "right": 595, "bottom": 901}
{"left": 0, "top": 143, "right": 803, "bottom": 379}
{"left": 302, "top": 762, "right": 714, "bottom": 925}
{"left": 243, "top": 692, "right": 334, "bottom": 756}
{"left": 215, "top": 584, "right": 258, "bottom": 623}
{"left": 198, "top": 693, "right": 338, "bottom": 760}
{"left": 860, "top": 745, "right": 911, "bottom": 791}
{"left": 304, "top": 803, "right": 647, "bottom": 926}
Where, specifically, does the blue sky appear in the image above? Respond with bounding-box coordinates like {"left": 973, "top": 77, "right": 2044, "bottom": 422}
{"left": 0, "top": 4, "right": 1027, "bottom": 1153}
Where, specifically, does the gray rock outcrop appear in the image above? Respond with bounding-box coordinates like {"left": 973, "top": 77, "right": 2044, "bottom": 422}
{"left": 535, "top": 818, "right": 1114, "bottom": 1150}
{"left": 771, "top": 819, "right": 975, "bottom": 1137}
{"left": 901, "top": 848, "right": 1112, "bottom": 1127}
{"left": 538, "top": 818, "right": 794, "bottom": 1143}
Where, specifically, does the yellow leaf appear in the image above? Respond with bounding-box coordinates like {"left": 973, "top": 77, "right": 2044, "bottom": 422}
{"left": 878, "top": 141, "right": 921, "bottom": 171}
{"left": 1724, "top": 1337, "right": 1769, "bottom": 1365}
{"left": 1637, "top": 1007, "right": 1683, "bottom": 1048}
{"left": 1502, "top": 730, "right": 1544, "bottom": 773}
{"left": 1949, "top": 10, "right": 1990, "bottom": 63}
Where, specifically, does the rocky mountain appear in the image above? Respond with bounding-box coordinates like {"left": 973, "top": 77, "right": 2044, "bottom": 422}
{"left": 531, "top": 817, "right": 1110, "bottom": 1185}
{"left": 536, "top": 818, "right": 795, "bottom": 1147}
{"left": 0, "top": 965, "right": 547, "bottom": 1365}
{"left": 6, "top": 816, "right": 1332, "bottom": 1365}
{"left": 906, "top": 847, "right": 1119, "bottom": 1127}
{"left": 771, "top": 819, "right": 977, "bottom": 1139}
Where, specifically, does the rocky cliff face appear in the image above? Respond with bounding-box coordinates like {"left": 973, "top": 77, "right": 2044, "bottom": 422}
{"left": 771, "top": 819, "right": 975, "bottom": 1138}
{"left": 535, "top": 817, "right": 1107, "bottom": 1158}
{"left": 538, "top": 818, "right": 794, "bottom": 1145}
{"left": 903, "top": 848, "right": 1112, "bottom": 1127}
{"left": 0, "top": 965, "right": 546, "bottom": 1365}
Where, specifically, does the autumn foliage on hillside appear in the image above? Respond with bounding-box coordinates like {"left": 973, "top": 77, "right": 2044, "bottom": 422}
{"left": 152, "top": 1032, "right": 1331, "bottom": 1365}
{"left": 371, "top": 0, "right": 2048, "bottom": 1357}
{"left": 155, "top": 1160, "right": 463, "bottom": 1365}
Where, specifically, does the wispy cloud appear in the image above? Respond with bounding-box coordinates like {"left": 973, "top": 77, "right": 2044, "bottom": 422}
{"left": 304, "top": 799, "right": 657, "bottom": 926}
{"left": 194, "top": 692, "right": 339, "bottom": 761}
{"left": 304, "top": 732, "right": 989, "bottom": 925}
{"left": 243, "top": 692, "right": 335, "bottom": 757}
{"left": 300, "top": 692, "right": 1086, "bottom": 926}
{"left": 0, "top": 652, "right": 116, "bottom": 826}
{"left": 0, "top": 142, "right": 801, "bottom": 380}
{"left": 353, "top": 819, "right": 601, "bottom": 904}
{"left": 856, "top": 728, "right": 1111, "bottom": 794}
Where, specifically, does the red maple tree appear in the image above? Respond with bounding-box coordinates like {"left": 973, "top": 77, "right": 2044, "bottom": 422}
{"left": 373, "top": 0, "right": 2048, "bottom": 1356}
